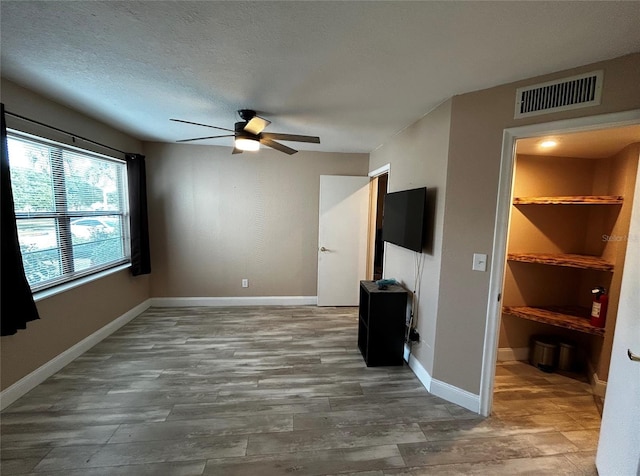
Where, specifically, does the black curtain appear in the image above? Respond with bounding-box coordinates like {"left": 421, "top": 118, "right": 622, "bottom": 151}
{"left": 1, "top": 103, "right": 40, "bottom": 335}
{"left": 126, "top": 153, "right": 151, "bottom": 276}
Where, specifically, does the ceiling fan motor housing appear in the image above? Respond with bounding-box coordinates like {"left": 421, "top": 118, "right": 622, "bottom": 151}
{"left": 235, "top": 121, "right": 255, "bottom": 139}
{"left": 238, "top": 109, "right": 257, "bottom": 121}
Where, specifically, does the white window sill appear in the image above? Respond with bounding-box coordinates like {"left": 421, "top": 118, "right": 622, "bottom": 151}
{"left": 33, "top": 263, "right": 131, "bottom": 302}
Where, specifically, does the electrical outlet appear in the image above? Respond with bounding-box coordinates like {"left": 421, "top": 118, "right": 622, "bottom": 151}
{"left": 241, "top": 278, "right": 249, "bottom": 288}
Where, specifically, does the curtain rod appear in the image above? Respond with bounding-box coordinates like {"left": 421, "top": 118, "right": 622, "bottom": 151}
{"left": 5, "top": 110, "right": 131, "bottom": 156}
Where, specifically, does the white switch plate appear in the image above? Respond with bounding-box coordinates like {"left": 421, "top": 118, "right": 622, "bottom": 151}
{"left": 242, "top": 279, "right": 249, "bottom": 288}
{"left": 472, "top": 253, "right": 487, "bottom": 272}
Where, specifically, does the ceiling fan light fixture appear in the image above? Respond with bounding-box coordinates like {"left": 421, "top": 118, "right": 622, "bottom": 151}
{"left": 235, "top": 137, "right": 260, "bottom": 151}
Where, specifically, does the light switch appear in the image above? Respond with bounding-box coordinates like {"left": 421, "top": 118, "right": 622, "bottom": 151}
{"left": 472, "top": 253, "right": 487, "bottom": 272}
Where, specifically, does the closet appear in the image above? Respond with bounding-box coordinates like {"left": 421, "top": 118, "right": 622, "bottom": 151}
{"left": 499, "top": 128, "right": 639, "bottom": 392}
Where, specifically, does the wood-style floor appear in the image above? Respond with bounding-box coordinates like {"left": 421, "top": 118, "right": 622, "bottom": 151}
{"left": 1, "top": 306, "right": 600, "bottom": 475}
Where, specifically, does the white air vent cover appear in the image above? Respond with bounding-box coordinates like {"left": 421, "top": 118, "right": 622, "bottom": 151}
{"left": 515, "top": 70, "right": 603, "bottom": 119}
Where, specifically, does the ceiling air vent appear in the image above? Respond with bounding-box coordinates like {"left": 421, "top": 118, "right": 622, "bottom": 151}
{"left": 515, "top": 70, "right": 603, "bottom": 119}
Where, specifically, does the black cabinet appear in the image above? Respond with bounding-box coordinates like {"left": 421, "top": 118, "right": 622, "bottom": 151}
{"left": 358, "top": 280, "right": 408, "bottom": 366}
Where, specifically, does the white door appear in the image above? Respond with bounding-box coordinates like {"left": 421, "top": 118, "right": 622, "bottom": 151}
{"left": 596, "top": 161, "right": 640, "bottom": 476}
{"left": 317, "top": 175, "right": 369, "bottom": 306}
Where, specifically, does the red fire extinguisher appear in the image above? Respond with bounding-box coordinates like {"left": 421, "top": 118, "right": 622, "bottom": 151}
{"left": 590, "top": 286, "right": 608, "bottom": 328}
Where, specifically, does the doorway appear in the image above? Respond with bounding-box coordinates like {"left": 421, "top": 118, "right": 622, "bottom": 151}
{"left": 495, "top": 122, "right": 639, "bottom": 400}
{"left": 489, "top": 120, "right": 640, "bottom": 473}
{"left": 480, "top": 111, "right": 640, "bottom": 416}
{"left": 367, "top": 167, "right": 389, "bottom": 281}
{"left": 373, "top": 173, "right": 388, "bottom": 281}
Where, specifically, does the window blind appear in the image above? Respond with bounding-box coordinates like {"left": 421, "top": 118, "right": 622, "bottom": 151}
{"left": 8, "top": 131, "right": 130, "bottom": 291}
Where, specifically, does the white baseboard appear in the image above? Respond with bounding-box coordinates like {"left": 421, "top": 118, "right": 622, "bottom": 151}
{"left": 497, "top": 346, "right": 530, "bottom": 362}
{"left": 404, "top": 344, "right": 480, "bottom": 414}
{"left": 587, "top": 360, "right": 608, "bottom": 398}
{"left": 591, "top": 375, "right": 607, "bottom": 398}
{"left": 430, "top": 378, "right": 481, "bottom": 414}
{"left": 0, "top": 299, "right": 151, "bottom": 411}
{"left": 404, "top": 344, "right": 432, "bottom": 390}
{"left": 150, "top": 296, "right": 318, "bottom": 307}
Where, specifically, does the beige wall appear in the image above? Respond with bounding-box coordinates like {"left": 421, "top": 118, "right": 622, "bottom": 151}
{"left": 143, "top": 142, "right": 368, "bottom": 298}
{"left": 433, "top": 53, "right": 640, "bottom": 394}
{"left": 1, "top": 78, "right": 150, "bottom": 390}
{"left": 369, "top": 99, "right": 452, "bottom": 376}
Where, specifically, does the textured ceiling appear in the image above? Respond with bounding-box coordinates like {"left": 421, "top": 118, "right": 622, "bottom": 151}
{"left": 2, "top": 1, "right": 640, "bottom": 153}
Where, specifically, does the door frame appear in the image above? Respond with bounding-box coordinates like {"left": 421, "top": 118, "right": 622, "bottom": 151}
{"left": 367, "top": 164, "right": 390, "bottom": 280}
{"left": 478, "top": 109, "right": 640, "bottom": 417}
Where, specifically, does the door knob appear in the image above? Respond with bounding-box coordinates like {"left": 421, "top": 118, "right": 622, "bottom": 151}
{"left": 320, "top": 247, "right": 329, "bottom": 252}
{"left": 628, "top": 349, "right": 640, "bottom": 362}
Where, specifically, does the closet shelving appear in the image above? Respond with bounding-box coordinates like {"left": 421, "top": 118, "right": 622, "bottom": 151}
{"left": 507, "top": 252, "right": 614, "bottom": 272}
{"left": 502, "top": 194, "right": 623, "bottom": 337}
{"left": 502, "top": 305, "right": 604, "bottom": 336}
{"left": 512, "top": 195, "right": 623, "bottom": 205}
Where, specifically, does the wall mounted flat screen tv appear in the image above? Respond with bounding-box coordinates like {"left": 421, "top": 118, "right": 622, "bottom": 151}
{"left": 382, "top": 187, "right": 427, "bottom": 252}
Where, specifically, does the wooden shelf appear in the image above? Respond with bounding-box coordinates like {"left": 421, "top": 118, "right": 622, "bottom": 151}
{"left": 508, "top": 252, "right": 614, "bottom": 272}
{"left": 503, "top": 305, "right": 605, "bottom": 337}
{"left": 513, "top": 195, "right": 623, "bottom": 205}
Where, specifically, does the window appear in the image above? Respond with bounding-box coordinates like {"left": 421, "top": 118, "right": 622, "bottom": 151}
{"left": 8, "top": 131, "right": 130, "bottom": 291}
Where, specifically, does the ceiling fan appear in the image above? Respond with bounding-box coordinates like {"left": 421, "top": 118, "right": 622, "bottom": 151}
{"left": 170, "top": 109, "right": 320, "bottom": 155}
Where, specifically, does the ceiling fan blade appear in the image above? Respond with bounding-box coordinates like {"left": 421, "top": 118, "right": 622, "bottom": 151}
{"left": 260, "top": 137, "right": 297, "bottom": 155}
{"left": 232, "top": 147, "right": 243, "bottom": 155}
{"left": 261, "top": 132, "right": 320, "bottom": 144}
{"left": 244, "top": 116, "right": 271, "bottom": 135}
{"left": 176, "top": 134, "right": 235, "bottom": 143}
{"left": 170, "top": 118, "right": 234, "bottom": 132}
